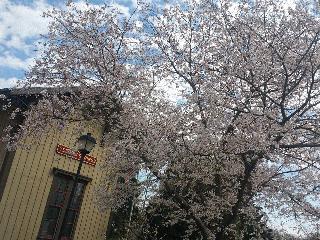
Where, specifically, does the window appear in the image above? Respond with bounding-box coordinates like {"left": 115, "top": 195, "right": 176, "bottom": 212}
{"left": 37, "top": 168, "right": 90, "bottom": 240}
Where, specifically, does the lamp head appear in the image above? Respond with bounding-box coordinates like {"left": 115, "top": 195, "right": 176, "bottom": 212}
{"left": 77, "top": 133, "right": 96, "bottom": 154}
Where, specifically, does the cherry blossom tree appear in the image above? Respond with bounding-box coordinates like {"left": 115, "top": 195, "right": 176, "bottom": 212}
{"left": 6, "top": 0, "right": 320, "bottom": 239}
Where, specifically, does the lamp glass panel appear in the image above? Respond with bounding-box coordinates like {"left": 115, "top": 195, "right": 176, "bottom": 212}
{"left": 77, "top": 139, "right": 87, "bottom": 152}
{"left": 85, "top": 141, "right": 95, "bottom": 152}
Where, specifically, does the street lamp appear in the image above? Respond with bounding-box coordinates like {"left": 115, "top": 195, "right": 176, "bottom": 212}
{"left": 77, "top": 132, "right": 96, "bottom": 155}
{"left": 63, "top": 133, "right": 96, "bottom": 229}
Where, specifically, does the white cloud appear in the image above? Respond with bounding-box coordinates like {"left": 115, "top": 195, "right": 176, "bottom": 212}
{"left": 71, "top": 0, "right": 93, "bottom": 11}
{"left": 131, "top": 0, "right": 138, "bottom": 8}
{"left": 111, "top": 3, "right": 130, "bottom": 17}
{"left": 5, "top": 35, "right": 29, "bottom": 51}
{"left": 0, "top": 77, "right": 19, "bottom": 89}
{"left": 71, "top": 1, "right": 130, "bottom": 17}
{"left": 0, "top": 0, "right": 50, "bottom": 73}
{"left": 0, "top": 52, "right": 34, "bottom": 70}
{"left": 281, "top": 0, "right": 297, "bottom": 10}
{"left": 0, "top": 0, "right": 51, "bottom": 51}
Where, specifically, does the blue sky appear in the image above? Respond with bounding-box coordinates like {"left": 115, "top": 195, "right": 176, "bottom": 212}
{"left": 0, "top": 0, "right": 140, "bottom": 88}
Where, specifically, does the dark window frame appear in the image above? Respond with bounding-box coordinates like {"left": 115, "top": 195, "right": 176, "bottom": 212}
{"left": 37, "top": 168, "right": 91, "bottom": 240}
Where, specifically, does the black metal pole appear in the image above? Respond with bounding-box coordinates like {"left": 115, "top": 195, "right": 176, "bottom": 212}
{"left": 56, "top": 151, "right": 88, "bottom": 240}
{"left": 64, "top": 151, "right": 86, "bottom": 216}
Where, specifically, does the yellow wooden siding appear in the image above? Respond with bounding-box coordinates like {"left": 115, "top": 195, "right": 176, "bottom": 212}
{"left": 16, "top": 129, "right": 59, "bottom": 240}
{"left": 0, "top": 122, "right": 111, "bottom": 240}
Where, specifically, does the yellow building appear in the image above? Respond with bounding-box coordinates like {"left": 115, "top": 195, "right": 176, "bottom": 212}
{"left": 0, "top": 88, "right": 111, "bottom": 240}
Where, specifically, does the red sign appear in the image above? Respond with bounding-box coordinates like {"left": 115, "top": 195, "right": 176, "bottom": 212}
{"left": 56, "top": 144, "right": 97, "bottom": 167}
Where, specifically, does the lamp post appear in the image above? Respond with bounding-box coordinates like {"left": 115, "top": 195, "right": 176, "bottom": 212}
{"left": 64, "top": 132, "right": 96, "bottom": 221}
